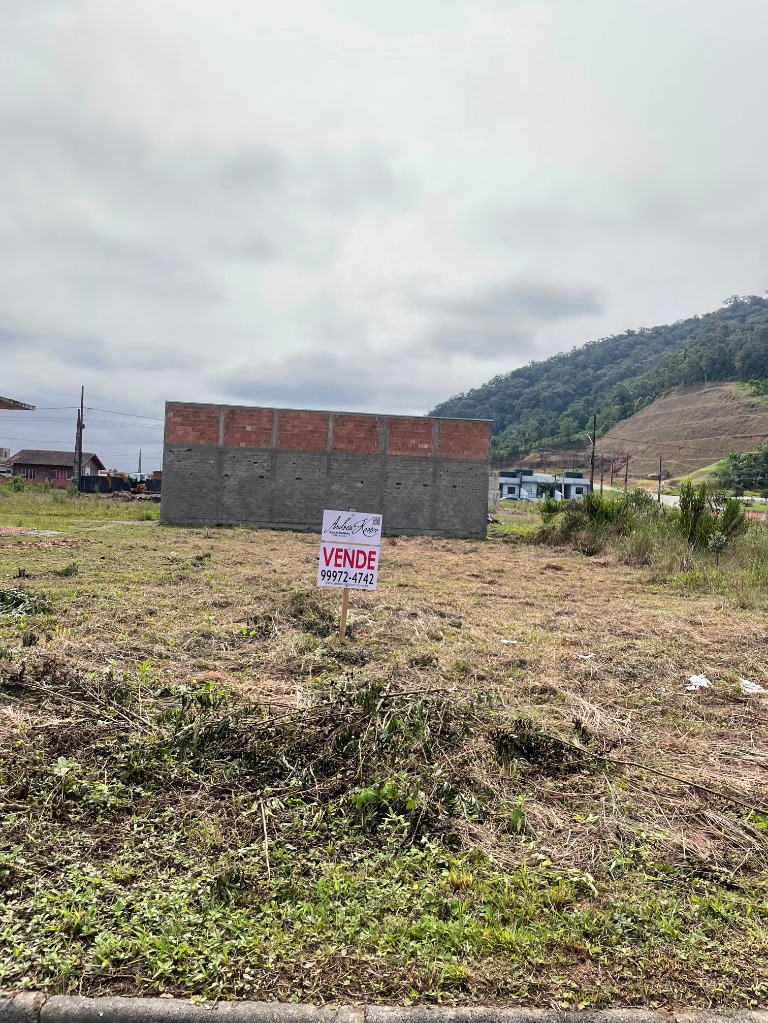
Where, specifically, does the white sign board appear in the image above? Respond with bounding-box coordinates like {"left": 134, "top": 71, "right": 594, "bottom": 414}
{"left": 318, "top": 509, "right": 383, "bottom": 591}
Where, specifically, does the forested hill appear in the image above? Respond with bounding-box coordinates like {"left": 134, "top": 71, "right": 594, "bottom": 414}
{"left": 429, "top": 295, "right": 768, "bottom": 457}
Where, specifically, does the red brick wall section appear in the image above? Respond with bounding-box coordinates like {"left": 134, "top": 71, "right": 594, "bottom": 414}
{"left": 387, "top": 417, "right": 433, "bottom": 457}
{"left": 165, "top": 404, "right": 220, "bottom": 445}
{"left": 223, "top": 407, "right": 273, "bottom": 448}
{"left": 165, "top": 404, "right": 490, "bottom": 460}
{"left": 332, "top": 415, "right": 381, "bottom": 454}
{"left": 278, "top": 410, "right": 329, "bottom": 452}
{"left": 438, "top": 419, "right": 490, "bottom": 460}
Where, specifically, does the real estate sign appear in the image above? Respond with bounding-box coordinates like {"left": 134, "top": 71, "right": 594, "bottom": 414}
{"left": 317, "top": 509, "right": 383, "bottom": 591}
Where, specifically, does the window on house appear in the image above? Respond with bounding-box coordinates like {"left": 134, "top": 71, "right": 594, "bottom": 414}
{"left": 575, "top": 487, "right": 584, "bottom": 495}
{"left": 51, "top": 469, "right": 68, "bottom": 480}
{"left": 22, "top": 468, "right": 37, "bottom": 480}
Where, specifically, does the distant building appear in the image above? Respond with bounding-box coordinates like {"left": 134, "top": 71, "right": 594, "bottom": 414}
{"left": 1, "top": 397, "right": 35, "bottom": 471}
{"left": 558, "top": 471, "right": 592, "bottom": 500}
{"left": 0, "top": 395, "right": 34, "bottom": 411}
{"left": 499, "top": 469, "right": 591, "bottom": 502}
{"left": 7, "top": 449, "right": 106, "bottom": 482}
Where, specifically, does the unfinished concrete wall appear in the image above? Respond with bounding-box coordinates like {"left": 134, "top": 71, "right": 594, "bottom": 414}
{"left": 161, "top": 403, "right": 491, "bottom": 538}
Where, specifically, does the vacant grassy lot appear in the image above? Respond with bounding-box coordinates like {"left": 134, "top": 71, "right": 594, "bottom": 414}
{"left": 1, "top": 492, "right": 767, "bottom": 1007}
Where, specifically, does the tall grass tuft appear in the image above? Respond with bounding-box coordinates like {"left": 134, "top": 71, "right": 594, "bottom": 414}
{"left": 538, "top": 485, "right": 766, "bottom": 604}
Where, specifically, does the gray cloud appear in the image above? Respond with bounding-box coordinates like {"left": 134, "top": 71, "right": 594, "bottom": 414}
{"left": 0, "top": 324, "right": 115, "bottom": 370}
{"left": 414, "top": 280, "right": 602, "bottom": 322}
{"left": 216, "top": 347, "right": 442, "bottom": 412}
{"left": 471, "top": 175, "right": 768, "bottom": 254}
{"left": 427, "top": 325, "right": 534, "bottom": 358}
{"left": 403, "top": 279, "right": 603, "bottom": 357}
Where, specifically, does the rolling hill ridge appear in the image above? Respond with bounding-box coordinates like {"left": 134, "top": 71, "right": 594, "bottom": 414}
{"left": 429, "top": 295, "right": 768, "bottom": 464}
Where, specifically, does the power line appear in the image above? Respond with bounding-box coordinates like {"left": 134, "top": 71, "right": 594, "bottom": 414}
{"left": 0, "top": 415, "right": 161, "bottom": 426}
{"left": 0, "top": 405, "right": 163, "bottom": 421}
{"left": 0, "top": 436, "right": 162, "bottom": 448}
{"left": 87, "top": 407, "right": 163, "bottom": 421}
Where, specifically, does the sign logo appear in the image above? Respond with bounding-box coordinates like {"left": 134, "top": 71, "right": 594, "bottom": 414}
{"left": 321, "top": 510, "right": 383, "bottom": 545}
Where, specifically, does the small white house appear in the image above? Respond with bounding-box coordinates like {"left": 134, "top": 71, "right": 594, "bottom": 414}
{"left": 559, "top": 471, "right": 591, "bottom": 500}
{"left": 499, "top": 469, "right": 591, "bottom": 502}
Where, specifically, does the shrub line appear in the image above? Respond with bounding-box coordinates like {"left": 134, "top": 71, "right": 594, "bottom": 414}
{"left": 3, "top": 995, "right": 768, "bottom": 1023}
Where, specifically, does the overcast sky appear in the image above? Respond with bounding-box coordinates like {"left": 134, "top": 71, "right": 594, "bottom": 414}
{"left": 2, "top": 0, "right": 768, "bottom": 470}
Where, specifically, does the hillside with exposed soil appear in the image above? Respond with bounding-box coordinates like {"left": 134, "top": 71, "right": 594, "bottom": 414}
{"left": 595, "top": 382, "right": 768, "bottom": 477}
{"left": 430, "top": 295, "right": 768, "bottom": 464}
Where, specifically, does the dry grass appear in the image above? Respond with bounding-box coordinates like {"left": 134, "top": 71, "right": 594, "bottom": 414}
{"left": 2, "top": 519, "right": 767, "bottom": 868}
{"left": 2, "top": 503, "right": 768, "bottom": 1004}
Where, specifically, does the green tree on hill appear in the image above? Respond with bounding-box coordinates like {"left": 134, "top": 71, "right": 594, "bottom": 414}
{"left": 736, "top": 326, "right": 768, "bottom": 379}
{"left": 558, "top": 414, "right": 578, "bottom": 442}
{"left": 430, "top": 296, "right": 768, "bottom": 459}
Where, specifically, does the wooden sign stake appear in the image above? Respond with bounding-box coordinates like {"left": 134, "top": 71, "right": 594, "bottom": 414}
{"left": 339, "top": 507, "right": 355, "bottom": 643}
{"left": 339, "top": 586, "right": 350, "bottom": 642}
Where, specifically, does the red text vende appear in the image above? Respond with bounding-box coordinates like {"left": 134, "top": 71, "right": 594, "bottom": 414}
{"left": 320, "top": 544, "right": 378, "bottom": 570}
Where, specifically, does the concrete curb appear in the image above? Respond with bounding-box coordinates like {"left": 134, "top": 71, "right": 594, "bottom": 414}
{"left": 1, "top": 998, "right": 768, "bottom": 1023}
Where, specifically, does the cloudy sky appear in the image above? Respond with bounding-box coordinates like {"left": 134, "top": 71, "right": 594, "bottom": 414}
{"left": 2, "top": 0, "right": 768, "bottom": 470}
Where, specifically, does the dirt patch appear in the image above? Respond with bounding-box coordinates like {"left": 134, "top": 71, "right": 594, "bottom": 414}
{"left": 0, "top": 526, "right": 60, "bottom": 536}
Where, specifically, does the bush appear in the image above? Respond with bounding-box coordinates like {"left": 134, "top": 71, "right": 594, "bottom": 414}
{"left": 674, "top": 481, "right": 747, "bottom": 551}
{"left": 580, "top": 491, "right": 624, "bottom": 524}
{"left": 9, "top": 476, "right": 26, "bottom": 492}
{"left": 538, "top": 496, "right": 562, "bottom": 524}
{"left": 536, "top": 491, "right": 655, "bottom": 552}
{"left": 617, "top": 517, "right": 692, "bottom": 571}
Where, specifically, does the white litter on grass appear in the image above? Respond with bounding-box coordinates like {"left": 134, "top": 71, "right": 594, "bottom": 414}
{"left": 739, "top": 678, "right": 767, "bottom": 695}
{"left": 501, "top": 639, "right": 519, "bottom": 645}
{"left": 577, "top": 653, "right": 595, "bottom": 660}
{"left": 686, "top": 675, "right": 711, "bottom": 691}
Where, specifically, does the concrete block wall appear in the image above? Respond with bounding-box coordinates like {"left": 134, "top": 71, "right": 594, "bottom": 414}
{"left": 162, "top": 403, "right": 491, "bottom": 538}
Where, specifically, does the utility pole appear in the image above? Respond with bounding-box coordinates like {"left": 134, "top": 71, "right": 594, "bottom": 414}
{"left": 600, "top": 454, "right": 604, "bottom": 496}
{"left": 624, "top": 456, "right": 629, "bottom": 494}
{"left": 610, "top": 455, "right": 615, "bottom": 487}
{"left": 73, "top": 386, "right": 84, "bottom": 492}
{"left": 657, "top": 455, "right": 662, "bottom": 504}
{"left": 589, "top": 414, "right": 596, "bottom": 492}
{"left": 138, "top": 449, "right": 142, "bottom": 475}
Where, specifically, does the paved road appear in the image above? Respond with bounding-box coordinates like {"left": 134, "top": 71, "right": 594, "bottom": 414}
{"left": 604, "top": 486, "right": 679, "bottom": 507}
